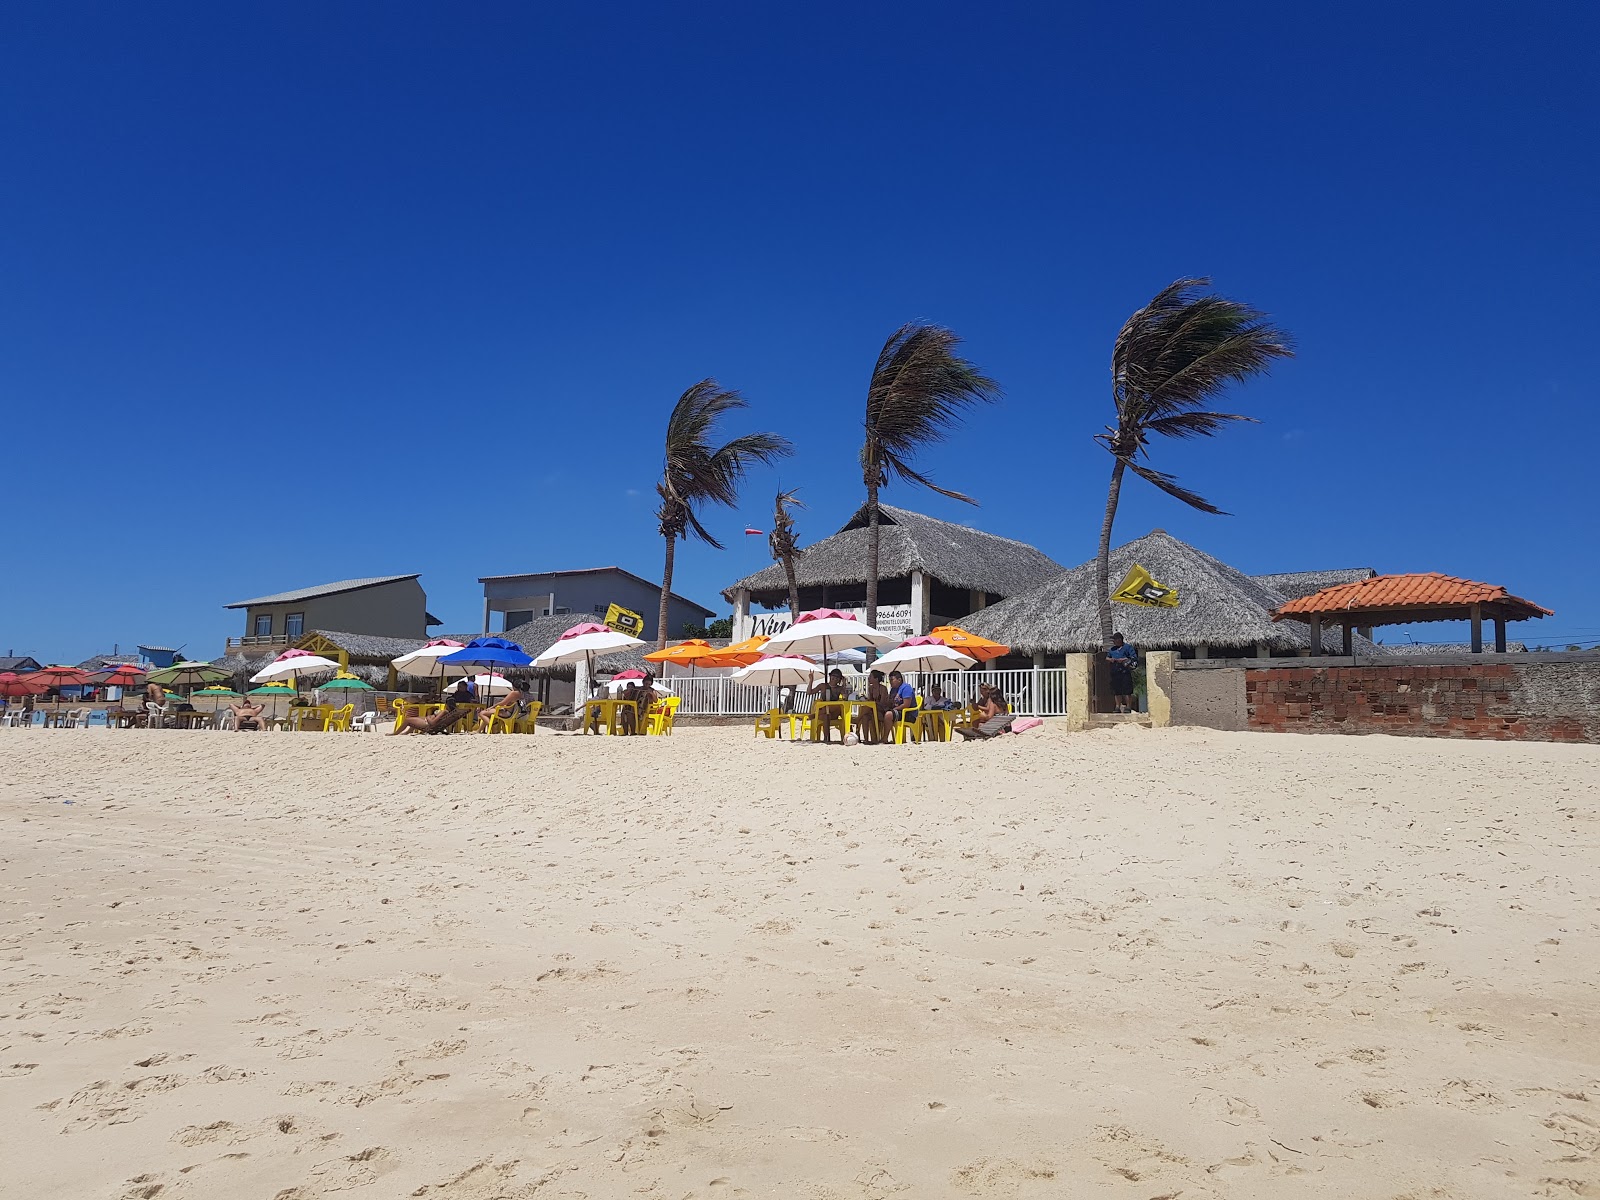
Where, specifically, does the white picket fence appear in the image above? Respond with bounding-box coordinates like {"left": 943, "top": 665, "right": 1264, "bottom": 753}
{"left": 666, "top": 668, "right": 1071, "bottom": 717}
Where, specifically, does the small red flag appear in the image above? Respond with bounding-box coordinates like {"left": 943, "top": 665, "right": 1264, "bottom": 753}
{"left": 744, "top": 527, "right": 765, "bottom": 536}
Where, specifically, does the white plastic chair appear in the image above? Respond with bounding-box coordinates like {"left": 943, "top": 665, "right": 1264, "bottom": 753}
{"left": 2, "top": 707, "right": 28, "bottom": 728}
{"left": 215, "top": 709, "right": 236, "bottom": 732}
{"left": 145, "top": 702, "right": 168, "bottom": 730}
{"left": 349, "top": 711, "right": 378, "bottom": 732}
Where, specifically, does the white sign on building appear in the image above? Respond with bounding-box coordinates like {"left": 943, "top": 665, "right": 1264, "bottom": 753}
{"left": 745, "top": 603, "right": 914, "bottom": 641}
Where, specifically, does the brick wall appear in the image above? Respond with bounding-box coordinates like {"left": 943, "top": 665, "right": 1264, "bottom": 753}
{"left": 1243, "top": 660, "right": 1599, "bottom": 743}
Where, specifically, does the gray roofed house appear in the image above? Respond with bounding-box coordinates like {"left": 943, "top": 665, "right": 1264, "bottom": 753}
{"left": 77, "top": 653, "right": 146, "bottom": 671}
{"left": 0, "top": 655, "right": 43, "bottom": 674}
{"left": 724, "top": 504, "right": 1065, "bottom": 639}
{"left": 964, "top": 529, "right": 1378, "bottom": 658}
{"left": 1251, "top": 567, "right": 1377, "bottom": 603}
{"left": 223, "top": 573, "right": 436, "bottom": 654}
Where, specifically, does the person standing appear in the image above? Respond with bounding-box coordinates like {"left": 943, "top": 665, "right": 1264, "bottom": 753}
{"left": 1107, "top": 632, "right": 1138, "bottom": 714}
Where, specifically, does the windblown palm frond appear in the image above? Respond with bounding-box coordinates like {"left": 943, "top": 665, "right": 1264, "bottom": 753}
{"left": 859, "top": 324, "right": 1000, "bottom": 624}
{"left": 654, "top": 378, "right": 791, "bottom": 648}
{"left": 769, "top": 488, "right": 806, "bottom": 618}
{"left": 1093, "top": 278, "right": 1293, "bottom": 642}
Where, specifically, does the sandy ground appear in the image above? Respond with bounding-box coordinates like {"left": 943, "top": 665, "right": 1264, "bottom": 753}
{"left": 1, "top": 725, "right": 1597, "bottom": 1200}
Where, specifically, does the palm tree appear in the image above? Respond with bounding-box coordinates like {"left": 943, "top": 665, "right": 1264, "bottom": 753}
{"left": 1094, "top": 278, "right": 1294, "bottom": 642}
{"left": 860, "top": 324, "right": 1000, "bottom": 626}
{"left": 656, "top": 379, "right": 791, "bottom": 649}
{"left": 768, "top": 488, "right": 805, "bottom": 619}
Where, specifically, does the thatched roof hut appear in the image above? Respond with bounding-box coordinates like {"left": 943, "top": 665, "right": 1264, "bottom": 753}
{"left": 723, "top": 504, "right": 1064, "bottom": 635}
{"left": 963, "top": 529, "right": 1375, "bottom": 657}
{"left": 1251, "top": 567, "right": 1376, "bottom": 601}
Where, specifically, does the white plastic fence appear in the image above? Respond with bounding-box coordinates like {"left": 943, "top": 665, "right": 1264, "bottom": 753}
{"left": 668, "top": 667, "right": 1071, "bottom": 717}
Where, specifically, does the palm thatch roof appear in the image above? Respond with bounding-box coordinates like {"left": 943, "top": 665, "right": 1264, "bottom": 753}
{"left": 301, "top": 629, "right": 481, "bottom": 662}
{"left": 964, "top": 529, "right": 1377, "bottom": 655}
{"left": 723, "top": 504, "right": 1064, "bottom": 602}
{"left": 1252, "top": 567, "right": 1376, "bottom": 602}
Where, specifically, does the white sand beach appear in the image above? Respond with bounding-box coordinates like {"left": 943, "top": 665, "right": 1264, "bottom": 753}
{"left": 2, "top": 726, "right": 1597, "bottom": 1199}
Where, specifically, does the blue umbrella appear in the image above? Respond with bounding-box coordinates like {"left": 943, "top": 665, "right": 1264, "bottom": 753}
{"left": 438, "top": 638, "right": 533, "bottom": 669}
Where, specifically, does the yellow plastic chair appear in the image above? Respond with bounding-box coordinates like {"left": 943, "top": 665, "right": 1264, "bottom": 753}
{"left": 326, "top": 704, "right": 355, "bottom": 732}
{"left": 892, "top": 696, "right": 924, "bottom": 744}
{"left": 515, "top": 701, "right": 543, "bottom": 733}
{"left": 484, "top": 700, "right": 534, "bottom": 734}
{"left": 391, "top": 701, "right": 413, "bottom": 734}
{"left": 786, "top": 711, "right": 813, "bottom": 741}
{"left": 754, "top": 708, "right": 782, "bottom": 739}
{"left": 646, "top": 696, "right": 681, "bottom": 736}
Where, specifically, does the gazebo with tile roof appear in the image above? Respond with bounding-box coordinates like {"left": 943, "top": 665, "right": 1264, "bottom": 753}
{"left": 1273, "top": 573, "right": 1552, "bottom": 655}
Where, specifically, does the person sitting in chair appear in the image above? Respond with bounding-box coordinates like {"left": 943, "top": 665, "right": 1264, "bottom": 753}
{"left": 476, "top": 675, "right": 528, "bottom": 731}
{"left": 229, "top": 697, "right": 266, "bottom": 732}
{"left": 393, "top": 706, "right": 474, "bottom": 735}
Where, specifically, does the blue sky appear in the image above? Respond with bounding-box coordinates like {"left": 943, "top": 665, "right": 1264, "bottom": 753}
{"left": 4, "top": 2, "right": 1597, "bottom": 663}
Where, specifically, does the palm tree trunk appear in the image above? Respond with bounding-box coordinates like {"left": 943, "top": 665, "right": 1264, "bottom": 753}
{"left": 782, "top": 556, "right": 802, "bottom": 621}
{"left": 657, "top": 535, "right": 677, "bottom": 651}
{"left": 1095, "top": 457, "right": 1127, "bottom": 645}
{"left": 865, "top": 480, "right": 880, "bottom": 626}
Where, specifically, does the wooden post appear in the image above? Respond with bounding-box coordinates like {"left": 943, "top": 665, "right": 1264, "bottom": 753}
{"left": 1341, "top": 621, "right": 1353, "bottom": 656}
{"left": 1470, "top": 604, "right": 1483, "bottom": 653}
{"left": 1308, "top": 614, "right": 1322, "bottom": 656}
{"left": 1494, "top": 615, "right": 1507, "bottom": 653}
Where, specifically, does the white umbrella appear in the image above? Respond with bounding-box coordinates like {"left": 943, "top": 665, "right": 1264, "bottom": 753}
{"left": 533, "top": 622, "right": 645, "bottom": 682}
{"left": 873, "top": 641, "right": 978, "bottom": 674}
{"left": 604, "top": 676, "right": 672, "bottom": 694}
{"left": 391, "top": 639, "right": 468, "bottom": 679}
{"left": 250, "top": 651, "right": 341, "bottom": 683}
{"left": 732, "top": 655, "right": 826, "bottom": 688}
{"left": 762, "top": 609, "right": 899, "bottom": 657}
{"left": 461, "top": 672, "right": 513, "bottom": 696}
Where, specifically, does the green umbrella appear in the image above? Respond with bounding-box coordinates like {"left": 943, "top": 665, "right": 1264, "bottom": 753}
{"left": 148, "top": 661, "right": 230, "bottom": 692}
{"left": 246, "top": 682, "right": 297, "bottom": 719}
{"left": 190, "top": 685, "right": 242, "bottom": 714}
{"left": 319, "top": 674, "right": 374, "bottom": 700}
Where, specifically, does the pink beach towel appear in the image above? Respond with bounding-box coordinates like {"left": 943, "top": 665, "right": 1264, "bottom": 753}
{"left": 1011, "top": 717, "right": 1043, "bottom": 733}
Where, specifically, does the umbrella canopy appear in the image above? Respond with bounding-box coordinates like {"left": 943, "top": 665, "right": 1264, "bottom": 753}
{"left": 439, "top": 637, "right": 534, "bottom": 670}
{"left": 319, "top": 673, "right": 375, "bottom": 693}
{"left": 873, "top": 637, "right": 978, "bottom": 674}
{"left": 731, "top": 654, "right": 826, "bottom": 688}
{"left": 705, "top": 635, "right": 769, "bottom": 668}
{"left": 250, "top": 649, "right": 342, "bottom": 682}
{"left": 762, "top": 609, "right": 898, "bottom": 658}
{"left": 532, "top": 623, "right": 644, "bottom": 669}
{"left": 643, "top": 639, "right": 724, "bottom": 671}
{"left": 92, "top": 663, "right": 149, "bottom": 688}
{"left": 27, "top": 665, "right": 93, "bottom": 689}
{"left": 189, "top": 685, "right": 243, "bottom": 713}
{"left": 245, "top": 681, "right": 297, "bottom": 718}
{"left": 148, "top": 661, "right": 231, "bottom": 690}
{"left": 603, "top": 675, "right": 672, "bottom": 694}
{"left": 925, "top": 625, "right": 1010, "bottom": 663}
{"left": 456, "top": 672, "right": 515, "bottom": 696}
{"left": 0, "top": 672, "right": 47, "bottom": 698}
{"left": 391, "top": 638, "right": 468, "bottom": 678}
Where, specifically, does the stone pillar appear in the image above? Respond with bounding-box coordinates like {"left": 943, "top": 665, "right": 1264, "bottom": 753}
{"left": 910, "top": 570, "right": 930, "bottom": 635}
{"left": 1256, "top": 643, "right": 1272, "bottom": 659}
{"left": 574, "top": 657, "right": 590, "bottom": 716}
{"left": 1144, "top": 650, "right": 1175, "bottom": 728}
{"left": 481, "top": 597, "right": 492, "bottom": 636}
{"left": 1064, "top": 653, "right": 1092, "bottom": 732}
{"left": 733, "top": 589, "right": 751, "bottom": 640}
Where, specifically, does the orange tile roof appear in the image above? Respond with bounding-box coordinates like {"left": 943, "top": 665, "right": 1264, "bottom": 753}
{"left": 1274, "top": 573, "right": 1551, "bottom": 619}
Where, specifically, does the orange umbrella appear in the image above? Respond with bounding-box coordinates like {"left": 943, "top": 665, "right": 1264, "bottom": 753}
{"left": 701, "top": 635, "right": 769, "bottom": 668}
{"left": 643, "top": 639, "right": 730, "bottom": 682}
{"left": 925, "top": 625, "right": 1010, "bottom": 663}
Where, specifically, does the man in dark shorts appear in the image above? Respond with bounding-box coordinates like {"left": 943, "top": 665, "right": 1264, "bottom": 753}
{"left": 229, "top": 697, "right": 266, "bottom": 731}
{"left": 1107, "top": 632, "right": 1138, "bottom": 714}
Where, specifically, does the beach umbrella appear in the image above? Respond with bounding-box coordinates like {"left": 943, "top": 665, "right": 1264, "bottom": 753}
{"left": 318, "top": 672, "right": 376, "bottom": 701}
{"left": 532, "top": 623, "right": 644, "bottom": 688}
{"left": 873, "top": 637, "right": 979, "bottom": 675}
{"left": 455, "top": 672, "right": 516, "bottom": 696}
{"left": 731, "top": 654, "right": 826, "bottom": 688}
{"left": 147, "top": 661, "right": 230, "bottom": 693}
{"left": 925, "top": 625, "right": 1010, "bottom": 663}
{"left": 604, "top": 675, "right": 672, "bottom": 694}
{"left": 0, "top": 672, "right": 47, "bottom": 699}
{"left": 250, "top": 648, "right": 341, "bottom": 683}
{"left": 704, "top": 635, "right": 769, "bottom": 668}
{"left": 438, "top": 637, "right": 533, "bottom": 671}
{"left": 26, "top": 665, "right": 94, "bottom": 713}
{"left": 761, "top": 609, "right": 897, "bottom": 677}
{"left": 246, "top": 682, "right": 296, "bottom": 719}
{"left": 92, "top": 663, "right": 148, "bottom": 689}
{"left": 391, "top": 638, "right": 468, "bottom": 679}
{"left": 189, "top": 685, "right": 242, "bottom": 713}
{"left": 644, "top": 639, "right": 725, "bottom": 678}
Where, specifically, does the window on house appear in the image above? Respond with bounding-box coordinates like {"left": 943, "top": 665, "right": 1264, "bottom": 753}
{"left": 284, "top": 613, "right": 304, "bottom": 639}
{"left": 253, "top": 614, "right": 272, "bottom": 637}
{"left": 504, "top": 610, "right": 533, "bottom": 629}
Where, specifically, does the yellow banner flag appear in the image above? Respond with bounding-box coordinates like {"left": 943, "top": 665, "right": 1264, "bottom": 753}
{"left": 604, "top": 603, "right": 645, "bottom": 636}
{"left": 1111, "top": 563, "right": 1180, "bottom": 608}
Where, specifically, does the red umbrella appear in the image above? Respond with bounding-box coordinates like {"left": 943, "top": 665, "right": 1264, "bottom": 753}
{"left": 0, "top": 672, "right": 47, "bottom": 699}
{"left": 25, "top": 665, "right": 93, "bottom": 714}
{"left": 93, "top": 663, "right": 148, "bottom": 688}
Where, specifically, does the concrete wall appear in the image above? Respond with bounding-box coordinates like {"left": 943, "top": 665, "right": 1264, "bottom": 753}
{"left": 486, "top": 572, "right": 712, "bottom": 641}
{"left": 242, "top": 579, "right": 428, "bottom": 640}
{"left": 1168, "top": 653, "right": 1599, "bottom": 743}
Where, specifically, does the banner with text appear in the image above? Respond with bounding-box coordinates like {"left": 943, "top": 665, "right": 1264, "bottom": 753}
{"left": 746, "top": 603, "right": 914, "bottom": 641}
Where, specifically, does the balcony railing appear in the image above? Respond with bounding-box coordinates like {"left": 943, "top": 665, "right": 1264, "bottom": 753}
{"left": 225, "top": 634, "right": 292, "bottom": 650}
